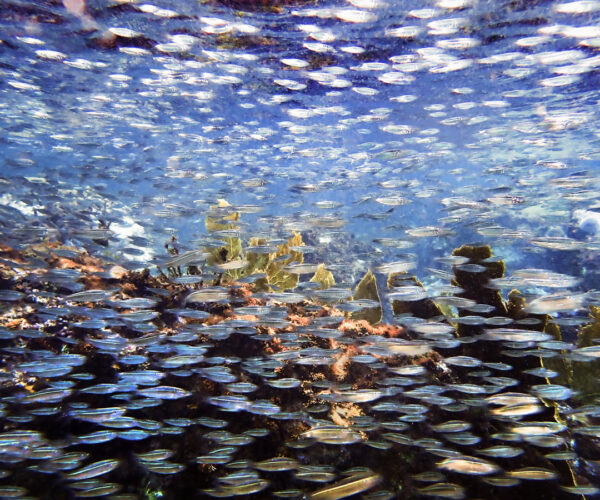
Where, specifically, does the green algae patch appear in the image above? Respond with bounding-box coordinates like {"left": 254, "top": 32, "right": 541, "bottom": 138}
{"left": 310, "top": 264, "right": 335, "bottom": 290}
{"left": 541, "top": 320, "right": 572, "bottom": 388}
{"left": 206, "top": 238, "right": 243, "bottom": 270}
{"left": 245, "top": 237, "right": 272, "bottom": 277}
{"left": 205, "top": 199, "right": 243, "bottom": 277}
{"left": 505, "top": 288, "right": 573, "bottom": 390}
{"left": 507, "top": 290, "right": 553, "bottom": 331}
{"left": 205, "top": 199, "right": 241, "bottom": 232}
{"left": 352, "top": 270, "right": 382, "bottom": 325}
{"left": 505, "top": 281, "right": 600, "bottom": 402}
{"left": 203, "top": 200, "right": 306, "bottom": 290}
{"left": 251, "top": 232, "right": 305, "bottom": 292}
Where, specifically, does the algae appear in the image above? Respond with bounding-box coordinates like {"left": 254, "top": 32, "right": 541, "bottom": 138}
{"left": 506, "top": 289, "right": 528, "bottom": 320}
{"left": 351, "top": 270, "right": 382, "bottom": 325}
{"left": 252, "top": 232, "right": 305, "bottom": 292}
{"left": 451, "top": 244, "right": 507, "bottom": 316}
{"left": 570, "top": 306, "right": 600, "bottom": 401}
{"left": 203, "top": 200, "right": 306, "bottom": 291}
{"left": 577, "top": 305, "right": 600, "bottom": 348}
{"left": 205, "top": 199, "right": 240, "bottom": 233}
{"left": 310, "top": 263, "right": 335, "bottom": 290}
{"left": 205, "top": 200, "right": 243, "bottom": 278}
{"left": 388, "top": 274, "right": 444, "bottom": 320}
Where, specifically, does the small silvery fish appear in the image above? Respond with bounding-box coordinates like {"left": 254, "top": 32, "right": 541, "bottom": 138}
{"left": 113, "top": 297, "right": 158, "bottom": 309}
{"left": 75, "top": 483, "right": 122, "bottom": 497}
{"left": 526, "top": 292, "right": 587, "bottom": 314}
{"left": 307, "top": 471, "right": 381, "bottom": 500}
{"left": 137, "top": 386, "right": 192, "bottom": 400}
{"left": 70, "top": 407, "right": 127, "bottom": 423}
{"left": 64, "top": 459, "right": 120, "bottom": 481}
{"left": 0, "top": 290, "right": 26, "bottom": 301}
{"left": 417, "top": 482, "right": 465, "bottom": 499}
{"left": 21, "top": 388, "right": 72, "bottom": 404}
{"left": 185, "top": 288, "right": 229, "bottom": 303}
{"left": 506, "top": 467, "right": 558, "bottom": 480}
{"left": 376, "top": 259, "right": 416, "bottom": 274}
{"left": 302, "top": 426, "right": 363, "bottom": 445}
{"left": 76, "top": 431, "right": 118, "bottom": 444}
{"left": 66, "top": 290, "right": 111, "bottom": 303}
{"left": 143, "top": 462, "right": 185, "bottom": 474}
{"left": 254, "top": 457, "right": 299, "bottom": 472}
{"left": 0, "top": 486, "right": 28, "bottom": 497}
{"left": 136, "top": 449, "right": 174, "bottom": 462}
{"left": 164, "top": 249, "right": 208, "bottom": 268}
{"left": 437, "top": 456, "right": 500, "bottom": 475}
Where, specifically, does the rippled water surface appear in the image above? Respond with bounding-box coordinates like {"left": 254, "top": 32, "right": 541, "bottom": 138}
{"left": 2, "top": 0, "right": 600, "bottom": 498}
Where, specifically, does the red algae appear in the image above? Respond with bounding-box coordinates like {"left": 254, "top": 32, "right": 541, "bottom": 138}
{"left": 287, "top": 313, "right": 312, "bottom": 326}
{"left": 330, "top": 402, "right": 364, "bottom": 427}
{"left": 338, "top": 319, "right": 404, "bottom": 338}
{"left": 331, "top": 344, "right": 359, "bottom": 381}
{"left": 0, "top": 244, "right": 24, "bottom": 263}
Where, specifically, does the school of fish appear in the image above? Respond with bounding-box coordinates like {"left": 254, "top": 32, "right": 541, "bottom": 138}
{"left": 1, "top": 0, "right": 600, "bottom": 497}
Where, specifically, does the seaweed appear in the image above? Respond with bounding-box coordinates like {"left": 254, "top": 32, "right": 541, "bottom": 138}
{"left": 251, "top": 232, "right": 305, "bottom": 292}
{"left": 577, "top": 305, "right": 600, "bottom": 348}
{"left": 202, "top": 200, "right": 306, "bottom": 290}
{"left": 451, "top": 244, "right": 507, "bottom": 316}
{"left": 569, "top": 306, "right": 600, "bottom": 402}
{"left": 388, "top": 274, "right": 445, "bottom": 320}
{"left": 204, "top": 199, "right": 243, "bottom": 278}
{"left": 310, "top": 263, "right": 335, "bottom": 290}
{"left": 351, "top": 270, "right": 382, "bottom": 325}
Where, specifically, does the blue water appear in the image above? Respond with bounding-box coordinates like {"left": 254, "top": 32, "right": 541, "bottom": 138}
{"left": 1, "top": 0, "right": 600, "bottom": 286}
{"left": 3, "top": 2, "right": 600, "bottom": 498}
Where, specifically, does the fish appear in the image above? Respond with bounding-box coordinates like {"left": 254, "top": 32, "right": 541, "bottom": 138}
{"left": 70, "top": 408, "right": 128, "bottom": 423}
{"left": 185, "top": 288, "right": 229, "bottom": 303}
{"left": 526, "top": 292, "right": 588, "bottom": 314}
{"left": 20, "top": 388, "right": 73, "bottom": 404}
{"left": 506, "top": 467, "right": 558, "bottom": 480}
{"left": 75, "top": 483, "right": 122, "bottom": 497}
{"left": 64, "top": 459, "right": 120, "bottom": 481}
{"left": 307, "top": 471, "right": 381, "bottom": 499}
{"left": 137, "top": 386, "right": 192, "bottom": 400}
{"left": 75, "top": 431, "right": 118, "bottom": 445}
{"left": 143, "top": 462, "right": 185, "bottom": 474}
{"left": 417, "top": 483, "right": 465, "bottom": 499}
{"left": 66, "top": 290, "right": 112, "bottom": 303}
{"left": 1, "top": 0, "right": 600, "bottom": 497}
{"left": 437, "top": 456, "right": 500, "bottom": 475}
{"left": 301, "top": 426, "right": 364, "bottom": 445}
